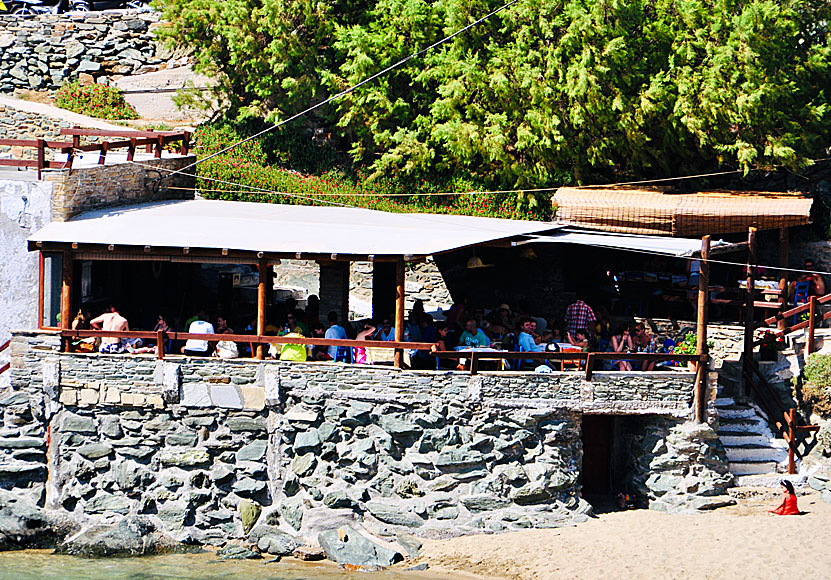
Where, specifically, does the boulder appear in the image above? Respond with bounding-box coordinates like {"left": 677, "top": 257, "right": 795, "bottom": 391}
{"left": 256, "top": 532, "right": 300, "bottom": 556}
{"left": 216, "top": 542, "right": 261, "bottom": 560}
{"left": 0, "top": 490, "right": 76, "bottom": 550}
{"left": 318, "top": 526, "right": 402, "bottom": 568}
{"left": 365, "top": 502, "right": 423, "bottom": 528}
{"left": 57, "top": 516, "right": 182, "bottom": 557}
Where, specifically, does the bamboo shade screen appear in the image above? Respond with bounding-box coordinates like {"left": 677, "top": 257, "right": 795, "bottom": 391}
{"left": 552, "top": 187, "right": 813, "bottom": 236}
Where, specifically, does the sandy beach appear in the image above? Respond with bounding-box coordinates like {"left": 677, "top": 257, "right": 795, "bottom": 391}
{"left": 417, "top": 490, "right": 831, "bottom": 580}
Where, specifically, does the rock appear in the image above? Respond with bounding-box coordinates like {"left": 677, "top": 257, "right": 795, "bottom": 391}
{"left": 100, "top": 416, "right": 123, "bottom": 439}
{"left": 510, "top": 485, "right": 551, "bottom": 505}
{"left": 280, "top": 499, "right": 303, "bottom": 531}
{"left": 319, "top": 526, "right": 402, "bottom": 568}
{"left": 236, "top": 439, "right": 267, "bottom": 462}
{"left": 216, "top": 543, "right": 261, "bottom": 560}
{"left": 112, "top": 460, "right": 150, "bottom": 491}
{"left": 256, "top": 532, "right": 300, "bottom": 556}
{"left": 434, "top": 448, "right": 484, "bottom": 470}
{"left": 157, "top": 502, "right": 190, "bottom": 530}
{"left": 116, "top": 446, "right": 155, "bottom": 460}
{"left": 293, "top": 430, "right": 321, "bottom": 454}
{"left": 405, "top": 563, "right": 430, "bottom": 571}
{"left": 292, "top": 453, "right": 317, "bottom": 477}
{"left": 62, "top": 413, "right": 96, "bottom": 433}
{"left": 239, "top": 499, "right": 261, "bottom": 535}
{"left": 58, "top": 516, "right": 181, "bottom": 557}
{"left": 293, "top": 545, "right": 326, "bottom": 561}
{"left": 379, "top": 414, "right": 422, "bottom": 436}
{"left": 84, "top": 494, "right": 132, "bottom": 515}
{"left": 0, "top": 437, "right": 44, "bottom": 449}
{"left": 77, "top": 443, "right": 113, "bottom": 460}
{"left": 159, "top": 449, "right": 211, "bottom": 468}
{"left": 323, "top": 490, "right": 354, "bottom": 509}
{"left": 76, "top": 60, "right": 101, "bottom": 73}
{"left": 0, "top": 489, "right": 75, "bottom": 549}
{"left": 365, "top": 502, "right": 423, "bottom": 528}
{"left": 396, "top": 533, "right": 423, "bottom": 558}
{"left": 210, "top": 463, "right": 235, "bottom": 484}
{"left": 232, "top": 477, "right": 266, "bottom": 496}
{"left": 166, "top": 432, "right": 198, "bottom": 446}
{"left": 460, "top": 494, "right": 510, "bottom": 512}
{"left": 318, "top": 421, "right": 337, "bottom": 442}
{"left": 227, "top": 417, "right": 266, "bottom": 432}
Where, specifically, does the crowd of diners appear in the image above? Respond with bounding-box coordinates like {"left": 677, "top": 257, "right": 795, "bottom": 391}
{"left": 66, "top": 294, "right": 684, "bottom": 373}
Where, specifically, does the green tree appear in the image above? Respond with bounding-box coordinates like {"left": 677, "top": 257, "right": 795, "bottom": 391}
{"left": 157, "top": 0, "right": 831, "bottom": 185}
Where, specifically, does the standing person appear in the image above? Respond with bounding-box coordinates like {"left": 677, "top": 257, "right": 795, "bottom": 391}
{"left": 610, "top": 323, "right": 634, "bottom": 371}
{"left": 181, "top": 314, "right": 215, "bottom": 356}
{"left": 770, "top": 480, "right": 799, "bottom": 515}
{"left": 90, "top": 304, "right": 130, "bottom": 354}
{"left": 565, "top": 299, "right": 596, "bottom": 337}
{"left": 324, "top": 311, "right": 348, "bottom": 360}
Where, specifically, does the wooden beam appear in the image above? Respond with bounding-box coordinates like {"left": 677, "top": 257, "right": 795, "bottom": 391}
{"left": 743, "top": 227, "right": 757, "bottom": 396}
{"left": 256, "top": 257, "right": 267, "bottom": 360}
{"left": 60, "top": 252, "right": 72, "bottom": 351}
{"left": 694, "top": 236, "right": 710, "bottom": 423}
{"left": 807, "top": 296, "right": 817, "bottom": 358}
{"left": 778, "top": 226, "right": 789, "bottom": 331}
{"left": 394, "top": 257, "right": 405, "bottom": 368}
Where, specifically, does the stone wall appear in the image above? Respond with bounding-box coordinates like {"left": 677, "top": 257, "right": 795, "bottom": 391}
{"left": 0, "top": 103, "right": 84, "bottom": 160}
{"left": 0, "top": 329, "right": 722, "bottom": 550}
{"left": 0, "top": 11, "right": 187, "bottom": 92}
{"left": 45, "top": 154, "right": 196, "bottom": 221}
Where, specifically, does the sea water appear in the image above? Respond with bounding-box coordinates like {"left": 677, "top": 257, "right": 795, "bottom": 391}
{"left": 0, "top": 550, "right": 452, "bottom": 580}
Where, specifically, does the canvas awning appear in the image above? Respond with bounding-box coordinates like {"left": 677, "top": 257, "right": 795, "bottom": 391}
{"left": 28, "top": 199, "right": 559, "bottom": 259}
{"left": 516, "top": 228, "right": 736, "bottom": 256}
{"left": 553, "top": 186, "right": 813, "bottom": 236}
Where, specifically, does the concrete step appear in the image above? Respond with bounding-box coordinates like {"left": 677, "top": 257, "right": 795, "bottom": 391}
{"left": 717, "top": 405, "right": 759, "bottom": 420}
{"left": 734, "top": 473, "right": 805, "bottom": 488}
{"left": 714, "top": 397, "right": 735, "bottom": 408}
{"left": 729, "top": 460, "right": 780, "bottom": 476}
{"left": 725, "top": 445, "right": 789, "bottom": 463}
{"left": 718, "top": 416, "right": 769, "bottom": 433}
{"left": 719, "top": 432, "right": 773, "bottom": 447}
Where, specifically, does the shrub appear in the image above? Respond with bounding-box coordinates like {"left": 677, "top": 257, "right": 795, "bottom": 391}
{"left": 54, "top": 82, "right": 139, "bottom": 120}
{"left": 802, "top": 353, "right": 831, "bottom": 417}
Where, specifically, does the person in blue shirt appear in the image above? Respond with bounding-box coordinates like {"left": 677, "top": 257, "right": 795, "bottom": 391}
{"left": 518, "top": 317, "right": 546, "bottom": 366}
{"left": 458, "top": 318, "right": 491, "bottom": 348}
{"left": 324, "top": 311, "right": 348, "bottom": 359}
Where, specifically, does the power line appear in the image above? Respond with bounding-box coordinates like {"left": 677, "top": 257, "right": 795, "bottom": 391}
{"left": 157, "top": 0, "right": 520, "bottom": 183}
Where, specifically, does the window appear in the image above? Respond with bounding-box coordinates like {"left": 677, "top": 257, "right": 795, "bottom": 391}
{"left": 41, "top": 253, "right": 62, "bottom": 328}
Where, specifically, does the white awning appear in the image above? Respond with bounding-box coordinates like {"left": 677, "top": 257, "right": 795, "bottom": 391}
{"left": 28, "top": 199, "right": 559, "bottom": 257}
{"left": 517, "top": 228, "right": 734, "bottom": 256}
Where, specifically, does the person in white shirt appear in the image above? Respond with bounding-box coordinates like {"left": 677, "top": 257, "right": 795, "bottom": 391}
{"left": 181, "top": 316, "right": 215, "bottom": 356}
{"left": 324, "top": 311, "right": 348, "bottom": 360}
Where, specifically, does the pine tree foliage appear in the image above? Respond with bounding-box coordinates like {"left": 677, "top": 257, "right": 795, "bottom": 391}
{"left": 157, "top": 0, "right": 831, "bottom": 185}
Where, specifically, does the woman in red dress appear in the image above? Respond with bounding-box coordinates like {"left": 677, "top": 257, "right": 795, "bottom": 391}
{"left": 770, "top": 480, "right": 799, "bottom": 515}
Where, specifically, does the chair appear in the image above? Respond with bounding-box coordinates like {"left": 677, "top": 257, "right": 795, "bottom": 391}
{"left": 793, "top": 281, "right": 810, "bottom": 325}
{"left": 334, "top": 346, "right": 353, "bottom": 363}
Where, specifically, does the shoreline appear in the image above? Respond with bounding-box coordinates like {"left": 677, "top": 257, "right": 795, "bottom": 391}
{"left": 414, "top": 490, "right": 831, "bottom": 580}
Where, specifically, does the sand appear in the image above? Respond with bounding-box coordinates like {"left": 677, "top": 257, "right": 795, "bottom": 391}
{"left": 417, "top": 490, "right": 831, "bottom": 580}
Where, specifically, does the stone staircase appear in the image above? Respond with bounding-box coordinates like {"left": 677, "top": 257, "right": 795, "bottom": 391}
{"left": 715, "top": 360, "right": 790, "bottom": 484}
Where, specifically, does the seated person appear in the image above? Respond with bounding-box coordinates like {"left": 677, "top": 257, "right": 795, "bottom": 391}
{"left": 181, "top": 315, "right": 215, "bottom": 356}
{"left": 770, "top": 480, "right": 799, "bottom": 515}
{"left": 517, "top": 317, "right": 546, "bottom": 367}
{"left": 324, "top": 311, "right": 348, "bottom": 360}
{"left": 353, "top": 323, "right": 376, "bottom": 365}
{"left": 458, "top": 318, "right": 491, "bottom": 348}
{"left": 567, "top": 328, "right": 590, "bottom": 351}
{"left": 213, "top": 317, "right": 238, "bottom": 359}
{"left": 310, "top": 323, "right": 331, "bottom": 361}
{"left": 610, "top": 323, "right": 634, "bottom": 371}
{"left": 792, "top": 258, "right": 826, "bottom": 297}
{"left": 90, "top": 305, "right": 131, "bottom": 354}
{"left": 276, "top": 327, "right": 309, "bottom": 362}
{"left": 129, "top": 314, "right": 172, "bottom": 355}
{"left": 376, "top": 319, "right": 396, "bottom": 341}
{"left": 633, "top": 322, "right": 655, "bottom": 370}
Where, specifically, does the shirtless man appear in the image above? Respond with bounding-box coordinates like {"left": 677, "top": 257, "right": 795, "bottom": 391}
{"left": 90, "top": 305, "right": 130, "bottom": 353}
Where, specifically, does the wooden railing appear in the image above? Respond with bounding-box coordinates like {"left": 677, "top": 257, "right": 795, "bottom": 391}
{"left": 0, "top": 339, "right": 10, "bottom": 376}
{"left": 0, "top": 128, "right": 190, "bottom": 179}
{"left": 432, "top": 350, "right": 703, "bottom": 379}
{"left": 744, "top": 291, "right": 831, "bottom": 473}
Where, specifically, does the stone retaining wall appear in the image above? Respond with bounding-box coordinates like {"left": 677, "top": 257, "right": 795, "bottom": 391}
{"left": 0, "top": 329, "right": 729, "bottom": 553}
{"left": 0, "top": 11, "right": 187, "bottom": 92}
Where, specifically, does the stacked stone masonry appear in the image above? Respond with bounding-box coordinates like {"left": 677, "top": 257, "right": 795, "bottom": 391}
{"left": 0, "top": 11, "right": 187, "bottom": 92}
{"left": 0, "top": 103, "right": 104, "bottom": 161}
{"left": 0, "top": 329, "right": 730, "bottom": 550}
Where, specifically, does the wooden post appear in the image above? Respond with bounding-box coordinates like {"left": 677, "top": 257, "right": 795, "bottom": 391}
{"left": 469, "top": 351, "right": 479, "bottom": 376}
{"left": 807, "top": 295, "right": 817, "bottom": 357}
{"left": 60, "top": 252, "right": 72, "bottom": 352}
{"left": 778, "top": 226, "right": 789, "bottom": 331}
{"left": 743, "top": 227, "right": 757, "bottom": 396}
{"left": 256, "top": 258, "right": 267, "bottom": 360}
{"left": 394, "top": 257, "right": 405, "bottom": 368}
{"left": 98, "top": 141, "right": 108, "bottom": 165}
{"left": 694, "top": 235, "right": 711, "bottom": 423}
{"left": 156, "top": 329, "right": 165, "bottom": 360}
{"left": 181, "top": 131, "right": 190, "bottom": 156}
{"left": 36, "top": 138, "right": 45, "bottom": 180}
{"left": 787, "top": 408, "right": 796, "bottom": 475}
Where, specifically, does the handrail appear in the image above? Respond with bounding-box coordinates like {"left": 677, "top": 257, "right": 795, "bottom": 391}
{"left": 431, "top": 349, "right": 702, "bottom": 380}
{"left": 0, "top": 340, "right": 9, "bottom": 376}
{"left": 0, "top": 128, "right": 191, "bottom": 178}
{"left": 0, "top": 340, "right": 9, "bottom": 354}
{"left": 755, "top": 291, "right": 831, "bottom": 329}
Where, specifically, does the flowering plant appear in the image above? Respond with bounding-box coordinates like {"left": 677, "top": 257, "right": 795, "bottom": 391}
{"left": 759, "top": 330, "right": 785, "bottom": 350}
{"left": 55, "top": 82, "right": 139, "bottom": 120}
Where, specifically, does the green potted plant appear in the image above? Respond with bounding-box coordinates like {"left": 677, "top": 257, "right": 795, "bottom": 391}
{"left": 672, "top": 332, "right": 699, "bottom": 371}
